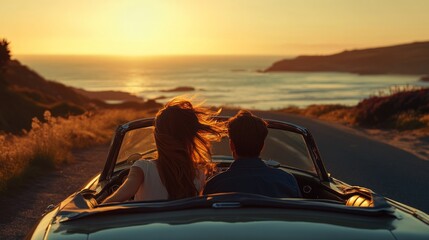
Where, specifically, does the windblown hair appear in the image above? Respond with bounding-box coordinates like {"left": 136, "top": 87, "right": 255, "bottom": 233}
{"left": 227, "top": 110, "right": 268, "bottom": 157}
{"left": 154, "top": 98, "right": 223, "bottom": 200}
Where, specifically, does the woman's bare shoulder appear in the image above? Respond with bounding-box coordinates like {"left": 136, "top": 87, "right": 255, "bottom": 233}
{"left": 132, "top": 159, "right": 157, "bottom": 171}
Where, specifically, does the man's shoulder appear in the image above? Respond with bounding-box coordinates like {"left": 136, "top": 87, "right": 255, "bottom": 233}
{"left": 267, "top": 167, "right": 296, "bottom": 180}
{"left": 206, "top": 170, "right": 234, "bottom": 185}
{"left": 203, "top": 170, "right": 237, "bottom": 194}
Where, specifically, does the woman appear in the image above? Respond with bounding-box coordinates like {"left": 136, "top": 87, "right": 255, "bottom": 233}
{"left": 103, "top": 97, "right": 223, "bottom": 202}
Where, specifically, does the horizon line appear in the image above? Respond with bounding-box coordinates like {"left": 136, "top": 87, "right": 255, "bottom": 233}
{"left": 12, "top": 39, "right": 429, "bottom": 59}
{"left": 14, "top": 53, "right": 293, "bottom": 58}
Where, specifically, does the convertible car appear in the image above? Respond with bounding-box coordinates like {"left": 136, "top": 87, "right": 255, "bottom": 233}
{"left": 27, "top": 117, "right": 429, "bottom": 240}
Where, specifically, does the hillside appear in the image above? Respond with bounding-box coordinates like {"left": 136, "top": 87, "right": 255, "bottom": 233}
{"left": 265, "top": 41, "right": 429, "bottom": 75}
{"left": 0, "top": 60, "right": 159, "bottom": 133}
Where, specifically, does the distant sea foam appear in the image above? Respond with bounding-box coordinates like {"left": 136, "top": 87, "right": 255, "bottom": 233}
{"left": 17, "top": 55, "right": 429, "bottom": 110}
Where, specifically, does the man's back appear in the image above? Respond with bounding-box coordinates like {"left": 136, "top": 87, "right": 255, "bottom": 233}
{"left": 203, "top": 157, "right": 302, "bottom": 198}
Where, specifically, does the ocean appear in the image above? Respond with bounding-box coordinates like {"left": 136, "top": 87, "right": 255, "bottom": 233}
{"left": 17, "top": 55, "right": 429, "bottom": 110}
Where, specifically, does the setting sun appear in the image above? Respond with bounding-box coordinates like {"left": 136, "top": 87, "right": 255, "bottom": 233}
{"left": 2, "top": 0, "right": 429, "bottom": 56}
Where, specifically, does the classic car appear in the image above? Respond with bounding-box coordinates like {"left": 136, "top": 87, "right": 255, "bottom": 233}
{"left": 27, "top": 117, "right": 429, "bottom": 240}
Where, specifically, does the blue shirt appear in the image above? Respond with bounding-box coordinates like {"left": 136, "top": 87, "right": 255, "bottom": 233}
{"left": 203, "top": 157, "right": 302, "bottom": 198}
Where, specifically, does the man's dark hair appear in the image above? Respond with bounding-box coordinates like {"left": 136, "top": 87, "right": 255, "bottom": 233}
{"left": 227, "top": 110, "right": 268, "bottom": 157}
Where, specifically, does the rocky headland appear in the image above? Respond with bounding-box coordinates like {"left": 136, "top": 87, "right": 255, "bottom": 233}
{"left": 0, "top": 60, "right": 160, "bottom": 133}
{"left": 265, "top": 41, "right": 429, "bottom": 75}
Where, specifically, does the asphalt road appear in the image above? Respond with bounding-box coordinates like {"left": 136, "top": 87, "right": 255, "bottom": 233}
{"left": 222, "top": 110, "right": 429, "bottom": 213}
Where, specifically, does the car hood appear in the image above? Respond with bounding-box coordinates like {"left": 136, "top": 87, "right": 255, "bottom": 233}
{"left": 89, "top": 222, "right": 394, "bottom": 240}
{"left": 49, "top": 208, "right": 405, "bottom": 240}
{"left": 43, "top": 192, "right": 429, "bottom": 240}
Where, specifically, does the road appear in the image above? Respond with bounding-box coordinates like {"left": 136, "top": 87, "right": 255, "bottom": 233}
{"left": 239, "top": 110, "right": 429, "bottom": 213}
{"left": 0, "top": 145, "right": 109, "bottom": 240}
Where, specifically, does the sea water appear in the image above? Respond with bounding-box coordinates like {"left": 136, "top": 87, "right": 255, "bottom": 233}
{"left": 17, "top": 55, "right": 429, "bottom": 110}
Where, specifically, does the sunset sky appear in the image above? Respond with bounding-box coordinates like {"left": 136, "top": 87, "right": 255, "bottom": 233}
{"left": 2, "top": 0, "right": 429, "bottom": 56}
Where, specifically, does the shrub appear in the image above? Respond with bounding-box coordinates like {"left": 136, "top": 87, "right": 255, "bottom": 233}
{"left": 0, "top": 108, "right": 151, "bottom": 192}
{"left": 394, "top": 111, "right": 427, "bottom": 130}
{"left": 0, "top": 38, "right": 11, "bottom": 70}
{"left": 302, "top": 104, "right": 349, "bottom": 117}
{"left": 354, "top": 88, "right": 429, "bottom": 128}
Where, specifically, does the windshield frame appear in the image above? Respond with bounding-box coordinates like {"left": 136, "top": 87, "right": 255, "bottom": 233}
{"left": 99, "top": 117, "right": 330, "bottom": 182}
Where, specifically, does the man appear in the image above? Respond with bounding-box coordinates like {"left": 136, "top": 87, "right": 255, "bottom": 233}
{"left": 204, "top": 110, "right": 301, "bottom": 198}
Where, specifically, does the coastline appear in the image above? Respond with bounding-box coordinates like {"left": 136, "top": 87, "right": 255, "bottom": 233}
{"left": 16, "top": 54, "right": 429, "bottom": 110}
{"left": 2, "top": 58, "right": 428, "bottom": 199}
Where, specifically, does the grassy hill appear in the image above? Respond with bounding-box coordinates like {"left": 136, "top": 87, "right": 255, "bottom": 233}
{"left": 280, "top": 87, "right": 429, "bottom": 130}
{"left": 0, "top": 59, "right": 160, "bottom": 133}
{"left": 0, "top": 58, "right": 161, "bottom": 192}
{"left": 0, "top": 60, "right": 100, "bottom": 133}
{"left": 265, "top": 41, "right": 429, "bottom": 75}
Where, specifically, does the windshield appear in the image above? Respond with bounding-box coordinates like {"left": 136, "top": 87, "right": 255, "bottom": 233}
{"left": 116, "top": 126, "right": 156, "bottom": 164}
{"left": 212, "top": 128, "right": 316, "bottom": 174}
{"left": 115, "top": 126, "right": 316, "bottom": 175}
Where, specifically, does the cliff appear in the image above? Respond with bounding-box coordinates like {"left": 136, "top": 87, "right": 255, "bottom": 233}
{"left": 0, "top": 60, "right": 159, "bottom": 133}
{"left": 265, "top": 41, "right": 429, "bottom": 75}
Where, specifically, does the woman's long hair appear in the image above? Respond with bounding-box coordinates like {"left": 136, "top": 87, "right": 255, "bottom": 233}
{"left": 154, "top": 98, "right": 223, "bottom": 200}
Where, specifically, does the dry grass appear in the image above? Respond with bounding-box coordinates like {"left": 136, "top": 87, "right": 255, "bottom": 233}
{"left": 0, "top": 108, "right": 153, "bottom": 192}
{"left": 370, "top": 85, "right": 422, "bottom": 98}
{"left": 279, "top": 87, "right": 429, "bottom": 130}
{"left": 279, "top": 104, "right": 355, "bottom": 125}
{"left": 277, "top": 87, "right": 429, "bottom": 160}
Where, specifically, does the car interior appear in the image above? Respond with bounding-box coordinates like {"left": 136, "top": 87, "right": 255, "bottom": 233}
{"left": 91, "top": 123, "right": 375, "bottom": 209}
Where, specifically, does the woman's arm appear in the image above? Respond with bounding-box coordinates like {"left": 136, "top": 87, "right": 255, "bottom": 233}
{"left": 102, "top": 166, "right": 144, "bottom": 203}
{"left": 197, "top": 168, "right": 206, "bottom": 195}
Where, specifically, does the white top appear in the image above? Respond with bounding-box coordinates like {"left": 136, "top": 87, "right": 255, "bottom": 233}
{"left": 132, "top": 160, "right": 205, "bottom": 201}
